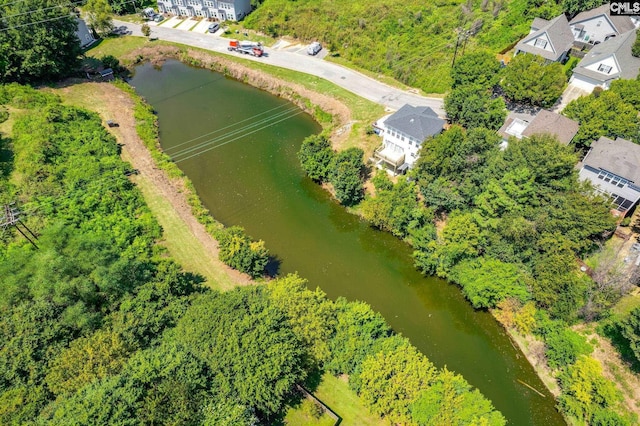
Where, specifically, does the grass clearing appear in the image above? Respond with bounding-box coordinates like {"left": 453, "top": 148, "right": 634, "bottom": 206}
{"left": 129, "top": 173, "right": 235, "bottom": 290}
{"left": 283, "top": 399, "right": 336, "bottom": 426}
{"left": 312, "top": 373, "right": 385, "bottom": 426}
{"left": 86, "top": 36, "right": 149, "bottom": 59}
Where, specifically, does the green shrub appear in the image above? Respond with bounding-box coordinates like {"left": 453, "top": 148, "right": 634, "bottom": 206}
{"left": 544, "top": 328, "right": 592, "bottom": 369}
{"left": 214, "top": 226, "right": 269, "bottom": 278}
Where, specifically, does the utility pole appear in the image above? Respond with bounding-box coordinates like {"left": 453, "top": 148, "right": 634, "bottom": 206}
{"left": 452, "top": 29, "right": 471, "bottom": 67}
{"left": 0, "top": 203, "right": 39, "bottom": 249}
{"left": 451, "top": 28, "right": 462, "bottom": 68}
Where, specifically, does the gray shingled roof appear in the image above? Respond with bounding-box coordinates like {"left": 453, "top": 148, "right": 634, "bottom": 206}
{"left": 521, "top": 110, "right": 580, "bottom": 145}
{"left": 569, "top": 4, "right": 636, "bottom": 35}
{"left": 572, "top": 30, "right": 640, "bottom": 82}
{"left": 531, "top": 17, "right": 549, "bottom": 31}
{"left": 515, "top": 14, "right": 574, "bottom": 61}
{"left": 583, "top": 136, "right": 640, "bottom": 183}
{"left": 384, "top": 104, "right": 444, "bottom": 141}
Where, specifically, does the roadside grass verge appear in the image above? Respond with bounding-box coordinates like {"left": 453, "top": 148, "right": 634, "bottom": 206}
{"left": 87, "top": 36, "right": 148, "bottom": 59}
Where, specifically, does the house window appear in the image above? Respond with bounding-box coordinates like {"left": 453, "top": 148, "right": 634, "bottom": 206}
{"left": 597, "top": 20, "right": 602, "bottom": 27}
{"left": 597, "top": 64, "right": 612, "bottom": 74}
{"left": 597, "top": 170, "right": 628, "bottom": 187}
{"left": 534, "top": 38, "right": 547, "bottom": 48}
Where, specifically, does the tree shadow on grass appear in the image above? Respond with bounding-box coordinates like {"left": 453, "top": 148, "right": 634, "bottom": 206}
{"left": 600, "top": 321, "right": 640, "bottom": 374}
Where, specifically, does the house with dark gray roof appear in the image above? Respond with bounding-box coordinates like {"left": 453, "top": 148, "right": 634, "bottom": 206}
{"left": 75, "top": 18, "right": 95, "bottom": 49}
{"left": 569, "top": 30, "right": 640, "bottom": 91}
{"left": 497, "top": 110, "right": 579, "bottom": 147}
{"left": 372, "top": 104, "right": 444, "bottom": 174}
{"left": 569, "top": 4, "right": 639, "bottom": 45}
{"left": 579, "top": 136, "right": 640, "bottom": 214}
{"left": 515, "top": 14, "right": 574, "bottom": 62}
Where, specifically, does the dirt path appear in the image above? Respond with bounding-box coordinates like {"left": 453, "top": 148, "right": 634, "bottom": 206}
{"left": 55, "top": 80, "right": 252, "bottom": 288}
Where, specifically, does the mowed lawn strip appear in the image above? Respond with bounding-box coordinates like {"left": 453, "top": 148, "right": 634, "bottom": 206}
{"left": 129, "top": 173, "right": 235, "bottom": 290}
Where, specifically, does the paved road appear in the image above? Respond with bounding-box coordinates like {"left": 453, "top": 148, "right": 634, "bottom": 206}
{"left": 114, "top": 20, "right": 445, "bottom": 115}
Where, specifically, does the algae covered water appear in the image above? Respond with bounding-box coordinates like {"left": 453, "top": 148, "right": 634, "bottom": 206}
{"left": 130, "top": 59, "right": 566, "bottom": 426}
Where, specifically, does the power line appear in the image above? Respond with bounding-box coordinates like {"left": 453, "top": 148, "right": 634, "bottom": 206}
{"left": 165, "top": 103, "right": 292, "bottom": 152}
{"left": 168, "top": 106, "right": 300, "bottom": 159}
{"left": 0, "top": 0, "right": 29, "bottom": 9}
{"left": 174, "top": 110, "right": 304, "bottom": 163}
{"left": 1, "top": 0, "right": 83, "bottom": 20}
{"left": 0, "top": 0, "right": 138, "bottom": 31}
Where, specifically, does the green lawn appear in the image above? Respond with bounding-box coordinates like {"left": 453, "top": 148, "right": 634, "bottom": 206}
{"left": 283, "top": 399, "right": 336, "bottom": 426}
{"left": 86, "top": 36, "right": 149, "bottom": 59}
{"left": 130, "top": 174, "right": 237, "bottom": 291}
{"left": 309, "top": 373, "right": 385, "bottom": 426}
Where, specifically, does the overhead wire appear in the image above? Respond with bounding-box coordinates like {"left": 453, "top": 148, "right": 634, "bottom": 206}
{"left": 165, "top": 102, "right": 292, "bottom": 152}
{"left": 168, "top": 106, "right": 301, "bottom": 159}
{"left": 0, "top": 0, "right": 138, "bottom": 31}
{"left": 1, "top": 0, "right": 83, "bottom": 19}
{"left": 174, "top": 109, "right": 304, "bottom": 163}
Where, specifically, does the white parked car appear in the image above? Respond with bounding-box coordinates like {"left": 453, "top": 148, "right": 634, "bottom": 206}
{"left": 307, "top": 41, "right": 322, "bottom": 55}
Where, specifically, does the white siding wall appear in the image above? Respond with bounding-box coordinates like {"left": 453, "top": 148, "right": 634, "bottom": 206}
{"left": 569, "top": 74, "right": 606, "bottom": 91}
{"left": 382, "top": 128, "right": 422, "bottom": 166}
{"left": 524, "top": 33, "right": 554, "bottom": 53}
{"left": 584, "top": 55, "right": 619, "bottom": 76}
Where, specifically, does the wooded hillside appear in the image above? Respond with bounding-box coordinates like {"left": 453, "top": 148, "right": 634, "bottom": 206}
{"left": 0, "top": 83, "right": 505, "bottom": 425}
{"left": 245, "top": 0, "right": 558, "bottom": 93}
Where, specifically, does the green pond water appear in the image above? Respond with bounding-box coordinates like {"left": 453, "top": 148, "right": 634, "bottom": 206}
{"left": 130, "top": 59, "right": 566, "bottom": 426}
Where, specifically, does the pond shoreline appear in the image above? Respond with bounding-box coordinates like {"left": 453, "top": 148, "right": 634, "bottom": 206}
{"left": 117, "top": 47, "right": 564, "bottom": 423}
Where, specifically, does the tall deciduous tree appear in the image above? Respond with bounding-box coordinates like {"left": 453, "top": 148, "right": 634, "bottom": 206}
{"left": 451, "top": 51, "right": 501, "bottom": 89}
{"left": 298, "top": 134, "right": 334, "bottom": 182}
{"left": 329, "top": 147, "right": 365, "bottom": 206}
{"left": 411, "top": 369, "right": 506, "bottom": 425}
{"left": 358, "top": 340, "right": 437, "bottom": 424}
{"left": 0, "top": 0, "right": 81, "bottom": 83}
{"left": 501, "top": 54, "right": 566, "bottom": 107}
{"left": 444, "top": 85, "right": 506, "bottom": 130}
{"left": 620, "top": 306, "right": 640, "bottom": 364}
{"left": 563, "top": 90, "right": 640, "bottom": 147}
{"left": 85, "top": 0, "right": 114, "bottom": 36}
{"left": 170, "top": 287, "right": 305, "bottom": 415}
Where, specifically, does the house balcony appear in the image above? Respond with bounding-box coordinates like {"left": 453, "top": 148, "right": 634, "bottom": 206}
{"left": 373, "top": 145, "right": 407, "bottom": 174}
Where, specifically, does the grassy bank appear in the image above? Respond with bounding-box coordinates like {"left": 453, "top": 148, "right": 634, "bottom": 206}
{"left": 80, "top": 37, "right": 390, "bottom": 423}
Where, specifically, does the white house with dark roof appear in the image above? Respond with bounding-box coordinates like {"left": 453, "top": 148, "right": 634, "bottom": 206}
{"left": 157, "top": 0, "right": 250, "bottom": 20}
{"left": 569, "top": 30, "right": 640, "bottom": 91}
{"left": 579, "top": 136, "right": 640, "bottom": 215}
{"left": 515, "top": 14, "right": 574, "bottom": 62}
{"left": 569, "top": 4, "right": 639, "bottom": 45}
{"left": 372, "top": 105, "right": 444, "bottom": 174}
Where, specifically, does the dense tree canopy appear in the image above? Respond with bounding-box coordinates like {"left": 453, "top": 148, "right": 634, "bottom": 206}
{"left": 501, "top": 53, "right": 566, "bottom": 107}
{"left": 0, "top": 1, "right": 81, "bottom": 83}
{"left": 563, "top": 88, "right": 640, "bottom": 148}
{"left": 444, "top": 85, "right": 506, "bottom": 130}
{"left": 451, "top": 51, "right": 502, "bottom": 89}
{"left": 215, "top": 226, "right": 270, "bottom": 278}
{"left": 329, "top": 147, "right": 365, "bottom": 206}
{"left": 298, "top": 134, "right": 334, "bottom": 182}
